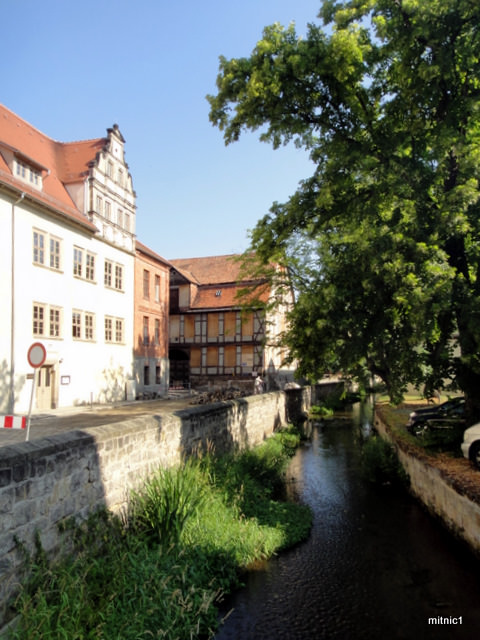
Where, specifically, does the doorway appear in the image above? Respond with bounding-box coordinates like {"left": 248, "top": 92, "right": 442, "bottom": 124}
{"left": 36, "top": 365, "right": 56, "bottom": 410}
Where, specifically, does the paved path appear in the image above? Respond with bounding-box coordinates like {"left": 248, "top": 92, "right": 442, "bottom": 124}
{"left": 0, "top": 397, "right": 196, "bottom": 448}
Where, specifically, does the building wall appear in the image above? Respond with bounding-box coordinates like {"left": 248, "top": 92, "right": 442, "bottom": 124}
{"left": 134, "top": 250, "right": 170, "bottom": 396}
{"left": 169, "top": 309, "right": 265, "bottom": 383}
{"left": 88, "top": 125, "right": 136, "bottom": 254}
{"left": 0, "top": 193, "right": 135, "bottom": 413}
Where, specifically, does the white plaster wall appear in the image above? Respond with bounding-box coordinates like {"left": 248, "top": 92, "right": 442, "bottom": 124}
{"left": 4, "top": 197, "right": 134, "bottom": 412}
{"left": 0, "top": 197, "right": 13, "bottom": 412}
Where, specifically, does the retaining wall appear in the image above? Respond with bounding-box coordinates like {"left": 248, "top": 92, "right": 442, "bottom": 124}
{"left": 0, "top": 387, "right": 319, "bottom": 627}
{"left": 374, "top": 409, "right": 480, "bottom": 557}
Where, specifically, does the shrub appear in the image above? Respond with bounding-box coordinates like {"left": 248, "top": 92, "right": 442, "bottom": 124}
{"left": 361, "top": 435, "right": 409, "bottom": 487}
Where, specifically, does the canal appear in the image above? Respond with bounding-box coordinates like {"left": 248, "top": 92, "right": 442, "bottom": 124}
{"left": 215, "top": 403, "right": 480, "bottom": 639}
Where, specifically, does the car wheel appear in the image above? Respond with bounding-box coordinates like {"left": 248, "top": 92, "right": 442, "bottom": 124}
{"left": 469, "top": 441, "right": 480, "bottom": 470}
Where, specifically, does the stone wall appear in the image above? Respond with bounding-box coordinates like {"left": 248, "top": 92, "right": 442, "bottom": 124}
{"left": 374, "top": 409, "right": 480, "bottom": 557}
{"left": 0, "top": 389, "right": 314, "bottom": 627}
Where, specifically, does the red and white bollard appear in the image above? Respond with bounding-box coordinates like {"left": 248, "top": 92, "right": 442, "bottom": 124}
{"left": 1, "top": 415, "right": 26, "bottom": 429}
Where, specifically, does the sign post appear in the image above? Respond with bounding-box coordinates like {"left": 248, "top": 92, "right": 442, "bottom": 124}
{"left": 26, "top": 342, "right": 47, "bottom": 441}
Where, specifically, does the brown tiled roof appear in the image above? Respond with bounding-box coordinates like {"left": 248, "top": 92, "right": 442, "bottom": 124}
{"left": 135, "top": 240, "right": 171, "bottom": 267}
{"left": 0, "top": 103, "right": 102, "bottom": 231}
{"left": 57, "top": 138, "right": 105, "bottom": 183}
{"left": 170, "top": 254, "right": 270, "bottom": 310}
{"left": 170, "top": 254, "right": 248, "bottom": 285}
{"left": 191, "top": 283, "right": 270, "bottom": 310}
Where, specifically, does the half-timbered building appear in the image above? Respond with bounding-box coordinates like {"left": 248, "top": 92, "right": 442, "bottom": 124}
{"left": 168, "top": 254, "right": 293, "bottom": 390}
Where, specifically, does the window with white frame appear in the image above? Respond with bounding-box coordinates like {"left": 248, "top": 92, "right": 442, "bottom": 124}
{"left": 33, "top": 303, "right": 45, "bottom": 336}
{"left": 33, "top": 230, "right": 62, "bottom": 271}
{"left": 50, "top": 237, "right": 61, "bottom": 270}
{"left": 115, "top": 318, "right": 124, "bottom": 343}
{"left": 49, "top": 307, "right": 61, "bottom": 337}
{"left": 73, "top": 248, "right": 83, "bottom": 277}
{"left": 85, "top": 313, "right": 95, "bottom": 340}
{"left": 72, "top": 311, "right": 82, "bottom": 338}
{"left": 33, "top": 303, "right": 62, "bottom": 338}
{"left": 73, "top": 247, "right": 96, "bottom": 281}
{"left": 33, "top": 231, "right": 45, "bottom": 265}
{"left": 72, "top": 310, "right": 96, "bottom": 341}
{"left": 16, "top": 158, "right": 42, "bottom": 188}
{"left": 104, "top": 260, "right": 112, "bottom": 287}
{"left": 86, "top": 254, "right": 95, "bottom": 281}
{"left": 105, "top": 316, "right": 124, "bottom": 343}
{"left": 104, "top": 317, "right": 113, "bottom": 342}
{"left": 114, "top": 264, "right": 123, "bottom": 290}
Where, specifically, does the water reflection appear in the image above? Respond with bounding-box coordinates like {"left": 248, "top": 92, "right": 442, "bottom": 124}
{"left": 215, "top": 403, "right": 480, "bottom": 639}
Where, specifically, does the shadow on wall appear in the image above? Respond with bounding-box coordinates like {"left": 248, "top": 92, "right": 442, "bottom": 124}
{"left": 97, "top": 365, "right": 129, "bottom": 404}
{"left": 0, "top": 391, "right": 289, "bottom": 629}
{"left": 177, "top": 396, "right": 252, "bottom": 460}
{"left": 0, "top": 430, "right": 106, "bottom": 627}
{"left": 0, "top": 359, "right": 26, "bottom": 413}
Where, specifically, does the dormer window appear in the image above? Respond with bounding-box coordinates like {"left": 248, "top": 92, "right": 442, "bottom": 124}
{"left": 215, "top": 290, "right": 222, "bottom": 297}
{"left": 15, "top": 158, "right": 42, "bottom": 189}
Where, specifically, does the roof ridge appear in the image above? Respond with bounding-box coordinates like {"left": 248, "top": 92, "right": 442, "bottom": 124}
{"left": 0, "top": 103, "right": 105, "bottom": 147}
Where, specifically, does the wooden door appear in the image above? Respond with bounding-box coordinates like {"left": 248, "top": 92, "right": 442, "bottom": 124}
{"left": 36, "top": 365, "right": 54, "bottom": 410}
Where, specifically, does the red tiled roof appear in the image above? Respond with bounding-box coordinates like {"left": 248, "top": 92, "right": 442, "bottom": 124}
{"left": 0, "top": 103, "right": 103, "bottom": 231}
{"left": 191, "top": 283, "right": 270, "bottom": 310}
{"left": 170, "top": 254, "right": 271, "bottom": 310}
{"left": 170, "top": 254, "right": 251, "bottom": 285}
{"left": 57, "top": 138, "right": 106, "bottom": 183}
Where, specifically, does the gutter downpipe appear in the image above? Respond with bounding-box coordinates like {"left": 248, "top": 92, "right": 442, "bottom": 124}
{"left": 9, "top": 192, "right": 25, "bottom": 415}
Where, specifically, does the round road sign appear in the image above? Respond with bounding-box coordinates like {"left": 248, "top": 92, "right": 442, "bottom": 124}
{"left": 27, "top": 342, "right": 47, "bottom": 368}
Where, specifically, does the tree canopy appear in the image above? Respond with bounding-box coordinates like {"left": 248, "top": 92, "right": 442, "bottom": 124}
{"left": 207, "top": 0, "right": 480, "bottom": 407}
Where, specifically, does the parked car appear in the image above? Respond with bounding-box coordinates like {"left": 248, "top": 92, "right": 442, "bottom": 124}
{"left": 461, "top": 423, "right": 480, "bottom": 470}
{"left": 406, "top": 397, "right": 466, "bottom": 436}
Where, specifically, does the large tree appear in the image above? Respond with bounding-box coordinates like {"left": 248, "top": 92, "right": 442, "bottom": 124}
{"left": 207, "top": 0, "right": 480, "bottom": 409}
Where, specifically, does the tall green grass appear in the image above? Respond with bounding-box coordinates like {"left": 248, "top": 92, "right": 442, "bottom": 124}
{"left": 9, "top": 428, "right": 312, "bottom": 639}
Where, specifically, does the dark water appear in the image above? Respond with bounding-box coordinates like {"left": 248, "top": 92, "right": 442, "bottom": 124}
{"left": 215, "top": 403, "right": 480, "bottom": 639}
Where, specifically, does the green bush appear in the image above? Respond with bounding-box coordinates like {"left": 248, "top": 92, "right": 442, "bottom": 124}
{"left": 361, "top": 435, "right": 409, "bottom": 487}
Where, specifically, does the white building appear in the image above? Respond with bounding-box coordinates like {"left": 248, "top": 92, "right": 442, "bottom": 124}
{"left": 0, "top": 104, "right": 136, "bottom": 413}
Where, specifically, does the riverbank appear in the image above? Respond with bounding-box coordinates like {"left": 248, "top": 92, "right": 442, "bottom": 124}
{"left": 374, "top": 403, "right": 480, "bottom": 556}
{"left": 5, "top": 428, "right": 312, "bottom": 639}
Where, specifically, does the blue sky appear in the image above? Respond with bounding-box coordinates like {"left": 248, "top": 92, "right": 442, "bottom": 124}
{"left": 3, "top": 1, "right": 321, "bottom": 260}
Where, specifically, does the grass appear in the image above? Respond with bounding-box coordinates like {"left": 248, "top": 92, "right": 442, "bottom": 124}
{"left": 9, "top": 427, "right": 312, "bottom": 640}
